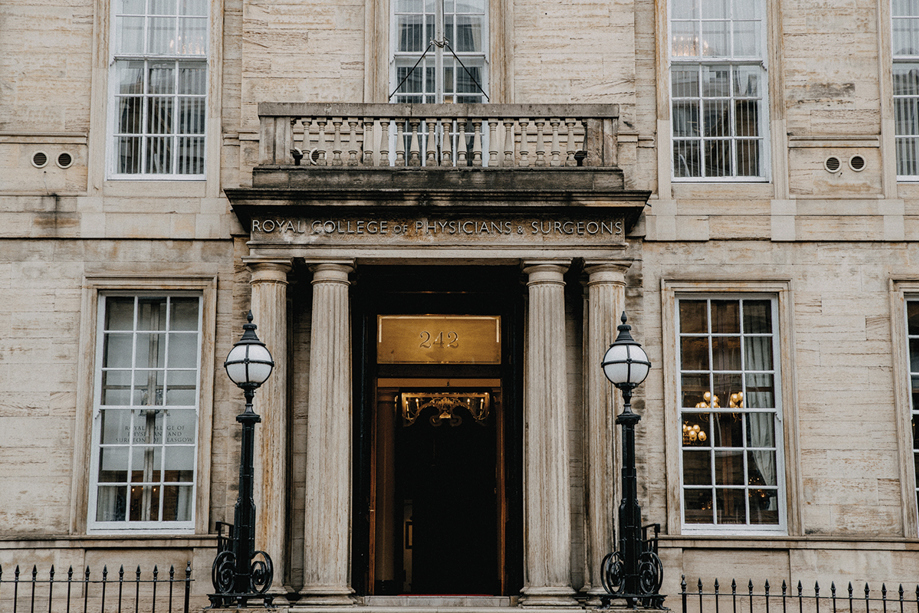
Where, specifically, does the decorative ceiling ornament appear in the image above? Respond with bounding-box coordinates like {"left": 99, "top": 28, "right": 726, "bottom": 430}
{"left": 399, "top": 392, "right": 491, "bottom": 427}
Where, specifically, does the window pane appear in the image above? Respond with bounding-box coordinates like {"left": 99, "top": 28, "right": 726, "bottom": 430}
{"left": 177, "top": 17, "right": 207, "bottom": 55}
{"left": 672, "top": 67, "right": 700, "bottom": 98}
{"left": 701, "top": 0, "right": 729, "bottom": 19}
{"left": 456, "top": 15, "right": 483, "bottom": 52}
{"left": 98, "top": 447, "right": 129, "bottom": 482}
{"left": 733, "top": 21, "right": 760, "bottom": 57}
{"left": 165, "top": 370, "right": 197, "bottom": 405}
{"left": 398, "top": 15, "right": 425, "bottom": 52}
{"left": 712, "top": 336, "right": 741, "bottom": 370}
{"left": 673, "top": 140, "right": 700, "bottom": 177}
{"left": 672, "top": 0, "right": 698, "bottom": 20}
{"left": 713, "top": 411, "right": 743, "bottom": 447}
{"left": 745, "top": 373, "right": 775, "bottom": 408}
{"left": 706, "top": 139, "right": 732, "bottom": 176}
{"left": 683, "top": 450, "right": 712, "bottom": 485}
{"left": 673, "top": 101, "right": 700, "bottom": 137}
{"left": 131, "top": 446, "right": 163, "bottom": 482}
{"left": 101, "top": 409, "right": 133, "bottom": 445}
{"left": 118, "top": 97, "right": 143, "bottom": 134}
{"left": 671, "top": 21, "right": 698, "bottom": 57}
{"left": 181, "top": 0, "right": 207, "bottom": 15}
{"left": 747, "top": 450, "right": 777, "bottom": 486}
{"left": 148, "top": 16, "right": 177, "bottom": 54}
{"left": 908, "top": 301, "right": 919, "bottom": 335}
{"left": 96, "top": 487, "right": 127, "bottom": 521}
{"left": 129, "top": 484, "right": 161, "bottom": 521}
{"left": 167, "top": 332, "right": 198, "bottom": 368}
{"left": 743, "top": 300, "right": 772, "bottom": 333}
{"left": 681, "top": 373, "right": 710, "bottom": 408}
{"left": 133, "top": 370, "right": 165, "bottom": 406}
{"left": 102, "top": 370, "right": 132, "bottom": 405}
{"left": 165, "top": 410, "right": 197, "bottom": 444}
{"left": 701, "top": 20, "right": 729, "bottom": 56}
{"left": 711, "top": 301, "right": 740, "bottom": 333}
{"left": 684, "top": 489, "right": 714, "bottom": 523}
{"left": 135, "top": 333, "right": 166, "bottom": 368}
{"left": 681, "top": 336, "right": 710, "bottom": 370}
{"left": 162, "top": 486, "right": 193, "bottom": 521}
{"left": 682, "top": 412, "right": 711, "bottom": 446}
{"left": 713, "top": 373, "right": 742, "bottom": 409}
{"left": 746, "top": 413, "right": 775, "bottom": 449}
{"left": 716, "top": 488, "right": 747, "bottom": 523}
{"left": 117, "top": 137, "right": 142, "bottom": 174}
{"left": 749, "top": 489, "right": 779, "bottom": 524}
{"left": 104, "top": 333, "right": 134, "bottom": 368}
{"left": 745, "top": 335, "right": 773, "bottom": 370}
{"left": 116, "top": 16, "right": 145, "bottom": 54}
{"left": 715, "top": 450, "right": 745, "bottom": 485}
{"left": 680, "top": 300, "right": 708, "bottom": 332}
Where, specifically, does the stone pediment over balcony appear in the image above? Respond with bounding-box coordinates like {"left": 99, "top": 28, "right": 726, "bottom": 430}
{"left": 230, "top": 102, "right": 650, "bottom": 231}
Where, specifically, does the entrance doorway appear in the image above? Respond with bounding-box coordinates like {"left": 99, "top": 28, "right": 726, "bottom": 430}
{"left": 351, "top": 266, "right": 524, "bottom": 597}
{"left": 376, "top": 386, "right": 502, "bottom": 595}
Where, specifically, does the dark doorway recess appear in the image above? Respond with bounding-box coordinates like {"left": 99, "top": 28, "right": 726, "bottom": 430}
{"left": 351, "top": 266, "right": 525, "bottom": 597}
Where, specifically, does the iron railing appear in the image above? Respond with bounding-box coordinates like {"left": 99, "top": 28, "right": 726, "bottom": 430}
{"left": 682, "top": 577, "right": 919, "bottom": 613}
{"left": 0, "top": 563, "right": 192, "bottom": 613}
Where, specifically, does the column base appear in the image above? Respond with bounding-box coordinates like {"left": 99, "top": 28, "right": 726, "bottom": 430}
{"left": 518, "top": 586, "right": 580, "bottom": 608}
{"left": 583, "top": 586, "right": 607, "bottom": 607}
{"left": 297, "top": 587, "right": 355, "bottom": 607}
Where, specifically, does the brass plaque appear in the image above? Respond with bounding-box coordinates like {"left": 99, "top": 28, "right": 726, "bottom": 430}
{"left": 377, "top": 315, "right": 501, "bottom": 364}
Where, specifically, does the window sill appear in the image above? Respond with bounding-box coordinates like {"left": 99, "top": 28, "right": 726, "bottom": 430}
{"left": 103, "top": 180, "right": 207, "bottom": 198}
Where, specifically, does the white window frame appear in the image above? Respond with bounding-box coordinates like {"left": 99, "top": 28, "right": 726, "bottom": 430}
{"left": 893, "top": 2, "right": 919, "bottom": 181}
{"left": 668, "top": 0, "right": 770, "bottom": 182}
{"left": 72, "top": 275, "right": 216, "bottom": 535}
{"left": 889, "top": 280, "right": 919, "bottom": 537}
{"left": 389, "top": 0, "right": 490, "bottom": 104}
{"left": 661, "top": 280, "right": 802, "bottom": 537}
{"left": 106, "top": 0, "right": 209, "bottom": 180}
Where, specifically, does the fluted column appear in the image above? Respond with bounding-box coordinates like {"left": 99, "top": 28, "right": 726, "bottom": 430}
{"left": 520, "top": 261, "right": 578, "bottom": 608}
{"left": 583, "top": 262, "right": 629, "bottom": 603}
{"left": 247, "top": 259, "right": 292, "bottom": 594}
{"left": 301, "top": 262, "right": 355, "bottom": 605}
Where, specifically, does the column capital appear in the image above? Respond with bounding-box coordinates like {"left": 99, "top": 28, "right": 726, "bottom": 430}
{"left": 310, "top": 261, "right": 355, "bottom": 284}
{"left": 244, "top": 258, "right": 293, "bottom": 284}
{"left": 522, "top": 260, "right": 570, "bottom": 285}
{"left": 583, "top": 261, "right": 631, "bottom": 287}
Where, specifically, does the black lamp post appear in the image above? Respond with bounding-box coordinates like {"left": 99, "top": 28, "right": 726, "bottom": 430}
{"left": 209, "top": 311, "right": 275, "bottom": 608}
{"left": 599, "top": 312, "right": 664, "bottom": 609}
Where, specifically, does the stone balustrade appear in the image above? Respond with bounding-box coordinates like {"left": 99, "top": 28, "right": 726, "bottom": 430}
{"left": 257, "top": 103, "right": 619, "bottom": 169}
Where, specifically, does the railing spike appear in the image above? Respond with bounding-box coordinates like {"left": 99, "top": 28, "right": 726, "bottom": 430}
{"left": 681, "top": 575, "right": 687, "bottom": 591}
{"left": 732, "top": 578, "right": 737, "bottom": 591}
{"left": 32, "top": 565, "right": 37, "bottom": 579}
{"left": 798, "top": 581, "right": 804, "bottom": 595}
{"left": 765, "top": 579, "right": 771, "bottom": 593}
{"left": 750, "top": 579, "right": 755, "bottom": 593}
{"left": 67, "top": 566, "right": 73, "bottom": 580}
{"left": 715, "top": 578, "right": 720, "bottom": 591}
{"left": 866, "top": 583, "right": 871, "bottom": 598}
{"left": 698, "top": 578, "right": 704, "bottom": 590}
{"left": 782, "top": 580, "right": 788, "bottom": 595}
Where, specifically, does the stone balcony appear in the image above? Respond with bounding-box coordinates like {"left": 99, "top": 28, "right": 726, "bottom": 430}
{"left": 231, "top": 102, "right": 649, "bottom": 231}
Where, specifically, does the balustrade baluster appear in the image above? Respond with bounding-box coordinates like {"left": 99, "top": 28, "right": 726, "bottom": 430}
{"left": 519, "top": 119, "right": 530, "bottom": 167}
{"left": 409, "top": 118, "right": 422, "bottom": 166}
{"left": 534, "top": 119, "right": 546, "bottom": 167}
{"left": 472, "top": 119, "right": 483, "bottom": 167}
{"left": 362, "top": 118, "right": 374, "bottom": 166}
{"left": 565, "top": 118, "right": 577, "bottom": 166}
{"left": 331, "top": 117, "right": 343, "bottom": 166}
{"left": 301, "top": 118, "right": 313, "bottom": 161}
{"left": 441, "top": 120, "right": 453, "bottom": 166}
{"left": 457, "top": 121, "right": 468, "bottom": 166}
{"left": 395, "top": 120, "right": 406, "bottom": 166}
{"left": 550, "top": 118, "right": 561, "bottom": 167}
{"left": 503, "top": 118, "right": 515, "bottom": 167}
{"left": 316, "top": 118, "right": 328, "bottom": 166}
{"left": 379, "top": 119, "right": 391, "bottom": 167}
{"left": 426, "top": 118, "right": 437, "bottom": 165}
{"left": 488, "top": 119, "right": 498, "bottom": 167}
{"left": 347, "top": 117, "right": 359, "bottom": 166}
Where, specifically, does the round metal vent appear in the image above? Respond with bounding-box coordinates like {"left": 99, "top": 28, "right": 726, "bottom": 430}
{"left": 31, "top": 151, "right": 48, "bottom": 168}
{"left": 824, "top": 156, "right": 841, "bottom": 172}
{"left": 849, "top": 154, "right": 866, "bottom": 172}
{"left": 57, "top": 152, "right": 73, "bottom": 169}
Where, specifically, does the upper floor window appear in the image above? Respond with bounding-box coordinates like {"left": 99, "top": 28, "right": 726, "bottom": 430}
{"left": 905, "top": 300, "right": 919, "bottom": 514}
{"left": 670, "top": 0, "right": 768, "bottom": 180}
{"left": 109, "top": 0, "right": 208, "bottom": 178}
{"left": 677, "top": 297, "right": 785, "bottom": 532}
{"left": 893, "top": 1, "right": 919, "bottom": 179}
{"left": 391, "top": 0, "right": 488, "bottom": 103}
{"left": 89, "top": 294, "right": 202, "bottom": 530}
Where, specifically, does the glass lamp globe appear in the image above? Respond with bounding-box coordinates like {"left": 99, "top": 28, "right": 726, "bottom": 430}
{"left": 601, "top": 312, "right": 651, "bottom": 389}
{"left": 224, "top": 311, "right": 274, "bottom": 388}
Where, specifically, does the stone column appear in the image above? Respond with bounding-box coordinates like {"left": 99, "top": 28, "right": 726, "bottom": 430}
{"left": 582, "top": 262, "right": 629, "bottom": 603}
{"left": 301, "top": 262, "right": 355, "bottom": 605}
{"left": 520, "top": 261, "right": 578, "bottom": 608}
{"left": 247, "top": 258, "right": 293, "bottom": 594}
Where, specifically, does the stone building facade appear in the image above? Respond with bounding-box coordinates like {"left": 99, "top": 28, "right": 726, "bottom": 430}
{"left": 2, "top": 0, "right": 919, "bottom": 609}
